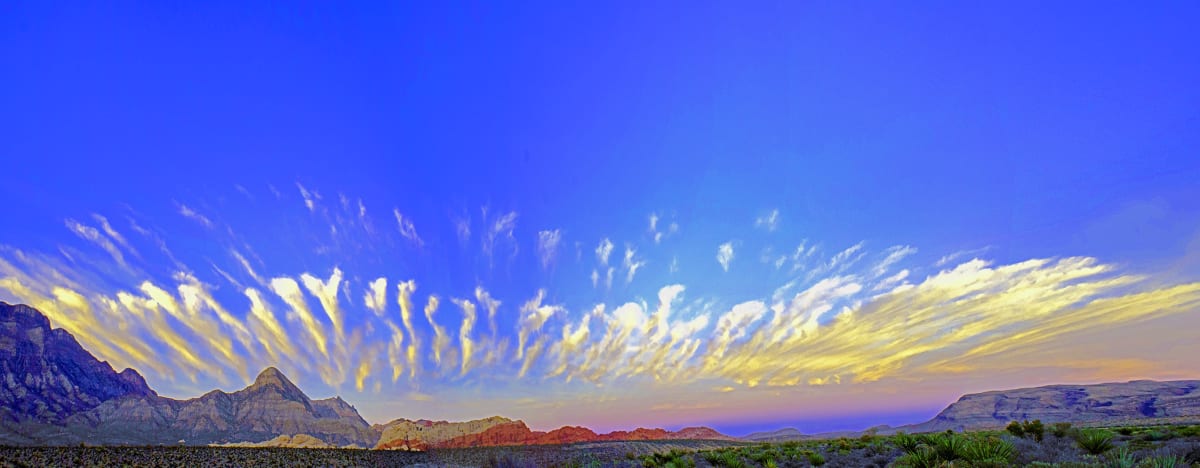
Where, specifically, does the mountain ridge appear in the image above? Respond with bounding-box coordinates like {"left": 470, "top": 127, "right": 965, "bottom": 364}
{"left": 0, "top": 302, "right": 376, "bottom": 447}
{"left": 0, "top": 301, "right": 736, "bottom": 448}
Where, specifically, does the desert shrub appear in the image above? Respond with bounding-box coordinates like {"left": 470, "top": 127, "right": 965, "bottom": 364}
{"left": 865, "top": 440, "right": 892, "bottom": 457}
{"left": 1105, "top": 446, "right": 1136, "bottom": 468}
{"left": 1142, "top": 454, "right": 1186, "bottom": 468}
{"left": 1011, "top": 432, "right": 1090, "bottom": 466}
{"left": 1117, "top": 427, "right": 1135, "bottom": 436}
{"left": 806, "top": 451, "right": 825, "bottom": 466}
{"left": 626, "top": 451, "right": 637, "bottom": 460}
{"left": 1186, "top": 443, "right": 1200, "bottom": 465}
{"left": 1142, "top": 430, "right": 1172, "bottom": 442}
{"left": 1006, "top": 421, "right": 1025, "bottom": 438}
{"left": 1051, "top": 422, "right": 1073, "bottom": 438}
{"left": 748, "top": 448, "right": 774, "bottom": 464}
{"left": 1077, "top": 429, "right": 1115, "bottom": 455}
{"left": 1173, "top": 425, "right": 1200, "bottom": 438}
{"left": 712, "top": 450, "right": 745, "bottom": 468}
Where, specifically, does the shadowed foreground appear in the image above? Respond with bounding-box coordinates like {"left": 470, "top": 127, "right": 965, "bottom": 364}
{"left": 0, "top": 440, "right": 745, "bottom": 467}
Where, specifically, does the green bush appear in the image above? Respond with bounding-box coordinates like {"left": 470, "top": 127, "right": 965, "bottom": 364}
{"left": 1051, "top": 422, "right": 1073, "bottom": 438}
{"left": 1076, "top": 429, "right": 1115, "bottom": 455}
{"left": 1006, "top": 421, "right": 1025, "bottom": 438}
{"left": 1117, "top": 427, "right": 1135, "bottom": 436}
{"left": 806, "top": 452, "right": 825, "bottom": 466}
{"left": 1142, "top": 430, "right": 1172, "bottom": 441}
{"left": 1174, "top": 425, "right": 1200, "bottom": 438}
{"left": 1022, "top": 419, "right": 1046, "bottom": 442}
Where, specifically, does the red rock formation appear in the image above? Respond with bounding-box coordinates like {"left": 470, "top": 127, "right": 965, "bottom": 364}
{"left": 424, "top": 420, "right": 736, "bottom": 449}
{"left": 435, "top": 421, "right": 538, "bottom": 448}
{"left": 536, "top": 426, "right": 598, "bottom": 445}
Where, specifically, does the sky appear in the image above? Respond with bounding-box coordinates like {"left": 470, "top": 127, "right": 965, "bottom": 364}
{"left": 1, "top": 2, "right": 1199, "bottom": 436}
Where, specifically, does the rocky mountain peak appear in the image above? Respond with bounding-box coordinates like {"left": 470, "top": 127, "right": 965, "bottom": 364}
{"left": 0, "top": 302, "right": 156, "bottom": 423}
{"left": 0, "top": 301, "right": 50, "bottom": 331}
{"left": 249, "top": 367, "right": 299, "bottom": 392}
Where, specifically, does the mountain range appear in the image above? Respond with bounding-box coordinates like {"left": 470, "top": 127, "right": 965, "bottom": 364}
{"left": 2, "top": 301, "right": 1198, "bottom": 448}
{"left": 0, "top": 302, "right": 735, "bottom": 448}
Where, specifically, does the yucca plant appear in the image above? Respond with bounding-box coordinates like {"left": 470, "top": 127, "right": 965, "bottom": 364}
{"left": 892, "top": 447, "right": 940, "bottom": 468}
{"left": 893, "top": 432, "right": 922, "bottom": 454}
{"left": 931, "top": 433, "right": 967, "bottom": 461}
{"left": 1144, "top": 454, "right": 1186, "bottom": 468}
{"left": 1076, "top": 429, "right": 1115, "bottom": 455}
{"left": 960, "top": 436, "right": 1014, "bottom": 463}
{"left": 1105, "top": 446, "right": 1136, "bottom": 468}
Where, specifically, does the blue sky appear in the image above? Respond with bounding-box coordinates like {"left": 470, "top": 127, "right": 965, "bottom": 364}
{"left": 1, "top": 2, "right": 1199, "bottom": 435}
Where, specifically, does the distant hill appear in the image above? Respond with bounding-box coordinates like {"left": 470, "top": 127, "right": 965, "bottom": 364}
{"left": 743, "top": 427, "right": 803, "bottom": 442}
{"left": 900, "top": 379, "right": 1200, "bottom": 433}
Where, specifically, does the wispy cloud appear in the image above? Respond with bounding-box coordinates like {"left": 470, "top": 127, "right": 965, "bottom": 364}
{"left": 452, "top": 297, "right": 478, "bottom": 376}
{"left": 482, "top": 210, "right": 519, "bottom": 266}
{"left": 717, "top": 242, "right": 735, "bottom": 272}
{"left": 755, "top": 209, "right": 780, "bottom": 232}
{"left": 296, "top": 182, "right": 319, "bottom": 212}
{"left": 536, "top": 229, "right": 562, "bottom": 270}
{"left": 595, "top": 238, "right": 614, "bottom": 265}
{"left": 647, "top": 213, "right": 678, "bottom": 244}
{"left": 623, "top": 245, "right": 646, "bottom": 284}
{"left": 392, "top": 209, "right": 424, "bottom": 247}
{"left": 176, "top": 204, "right": 213, "bottom": 229}
{"left": 64, "top": 218, "right": 128, "bottom": 268}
